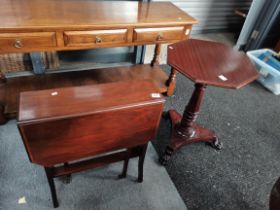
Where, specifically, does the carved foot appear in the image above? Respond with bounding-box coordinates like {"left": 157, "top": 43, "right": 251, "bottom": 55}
{"left": 62, "top": 174, "right": 72, "bottom": 184}
{"left": 159, "top": 147, "right": 173, "bottom": 166}
{"left": 210, "top": 138, "right": 223, "bottom": 150}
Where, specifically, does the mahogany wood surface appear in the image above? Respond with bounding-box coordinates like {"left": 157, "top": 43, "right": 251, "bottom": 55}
{"left": 18, "top": 79, "right": 164, "bottom": 122}
{"left": 160, "top": 39, "right": 258, "bottom": 165}
{"left": 168, "top": 39, "right": 259, "bottom": 89}
{"left": 2, "top": 64, "right": 168, "bottom": 119}
{"left": 0, "top": 0, "right": 197, "bottom": 53}
{"left": 17, "top": 80, "right": 164, "bottom": 207}
{"left": 18, "top": 80, "right": 164, "bottom": 166}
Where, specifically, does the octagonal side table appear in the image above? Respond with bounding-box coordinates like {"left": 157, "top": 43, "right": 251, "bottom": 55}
{"left": 160, "top": 39, "right": 259, "bottom": 165}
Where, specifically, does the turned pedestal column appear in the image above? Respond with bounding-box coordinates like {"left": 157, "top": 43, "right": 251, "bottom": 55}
{"left": 160, "top": 83, "right": 222, "bottom": 165}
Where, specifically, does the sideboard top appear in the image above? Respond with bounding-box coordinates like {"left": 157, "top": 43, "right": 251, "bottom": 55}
{"left": 0, "top": 0, "right": 197, "bottom": 31}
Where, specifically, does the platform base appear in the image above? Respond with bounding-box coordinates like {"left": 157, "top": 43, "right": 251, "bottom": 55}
{"left": 160, "top": 110, "right": 222, "bottom": 165}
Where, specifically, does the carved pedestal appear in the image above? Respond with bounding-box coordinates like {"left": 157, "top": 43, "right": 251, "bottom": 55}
{"left": 160, "top": 83, "right": 222, "bottom": 165}
{"left": 161, "top": 38, "right": 258, "bottom": 165}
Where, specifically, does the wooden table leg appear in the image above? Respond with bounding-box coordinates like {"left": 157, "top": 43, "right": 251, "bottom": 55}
{"left": 159, "top": 83, "right": 222, "bottom": 165}
{"left": 166, "top": 67, "right": 177, "bottom": 96}
{"left": 151, "top": 44, "right": 161, "bottom": 67}
{"left": 0, "top": 103, "right": 7, "bottom": 125}
{"left": 138, "top": 143, "right": 148, "bottom": 183}
{"left": 0, "top": 72, "right": 7, "bottom": 83}
{"left": 44, "top": 167, "right": 59, "bottom": 208}
{"left": 63, "top": 162, "right": 72, "bottom": 184}
{"left": 119, "top": 148, "right": 131, "bottom": 179}
{"left": 0, "top": 72, "right": 7, "bottom": 124}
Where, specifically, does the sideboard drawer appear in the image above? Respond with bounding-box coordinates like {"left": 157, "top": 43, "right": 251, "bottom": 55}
{"left": 64, "top": 29, "right": 128, "bottom": 47}
{"left": 0, "top": 32, "right": 57, "bottom": 52}
{"left": 133, "top": 27, "right": 184, "bottom": 43}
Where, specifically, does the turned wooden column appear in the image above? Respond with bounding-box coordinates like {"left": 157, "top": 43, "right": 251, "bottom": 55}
{"left": 151, "top": 43, "right": 161, "bottom": 66}
{"left": 166, "top": 67, "right": 177, "bottom": 96}
{"left": 176, "top": 83, "right": 205, "bottom": 136}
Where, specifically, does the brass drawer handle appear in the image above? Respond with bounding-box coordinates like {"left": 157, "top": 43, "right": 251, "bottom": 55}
{"left": 14, "top": 39, "right": 23, "bottom": 49}
{"left": 156, "top": 33, "right": 164, "bottom": 41}
{"left": 95, "top": 36, "right": 102, "bottom": 43}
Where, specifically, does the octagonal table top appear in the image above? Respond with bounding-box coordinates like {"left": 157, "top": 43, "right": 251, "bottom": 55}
{"left": 167, "top": 39, "right": 259, "bottom": 89}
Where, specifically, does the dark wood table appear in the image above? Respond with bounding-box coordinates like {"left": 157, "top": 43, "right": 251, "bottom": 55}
{"left": 17, "top": 80, "right": 164, "bottom": 208}
{"left": 160, "top": 39, "right": 259, "bottom": 165}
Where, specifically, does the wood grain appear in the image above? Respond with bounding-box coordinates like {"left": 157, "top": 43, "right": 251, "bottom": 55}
{"left": 0, "top": 1, "right": 197, "bottom": 53}
{"left": 3, "top": 64, "right": 168, "bottom": 117}
{"left": 133, "top": 27, "right": 184, "bottom": 43}
{"left": 0, "top": 1, "right": 197, "bottom": 30}
{"left": 17, "top": 80, "right": 164, "bottom": 166}
{"left": 18, "top": 80, "right": 164, "bottom": 122}
{"left": 167, "top": 39, "right": 259, "bottom": 89}
{"left": 64, "top": 29, "right": 128, "bottom": 47}
{"left": 0, "top": 32, "right": 57, "bottom": 52}
{"left": 160, "top": 39, "right": 259, "bottom": 165}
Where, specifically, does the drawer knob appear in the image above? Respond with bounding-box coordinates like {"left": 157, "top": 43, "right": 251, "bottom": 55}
{"left": 156, "top": 33, "right": 164, "bottom": 41}
{"left": 14, "top": 39, "right": 23, "bottom": 49}
{"left": 95, "top": 36, "right": 102, "bottom": 43}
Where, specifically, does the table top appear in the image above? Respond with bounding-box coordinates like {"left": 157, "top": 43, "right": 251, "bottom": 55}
{"left": 0, "top": 0, "right": 197, "bottom": 31}
{"left": 167, "top": 39, "right": 259, "bottom": 89}
{"left": 18, "top": 80, "right": 164, "bottom": 123}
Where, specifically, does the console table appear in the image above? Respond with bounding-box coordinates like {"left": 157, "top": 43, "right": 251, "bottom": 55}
{"left": 0, "top": 0, "right": 197, "bottom": 123}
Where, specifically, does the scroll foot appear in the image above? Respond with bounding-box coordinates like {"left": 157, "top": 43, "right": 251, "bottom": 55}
{"left": 210, "top": 137, "right": 223, "bottom": 150}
